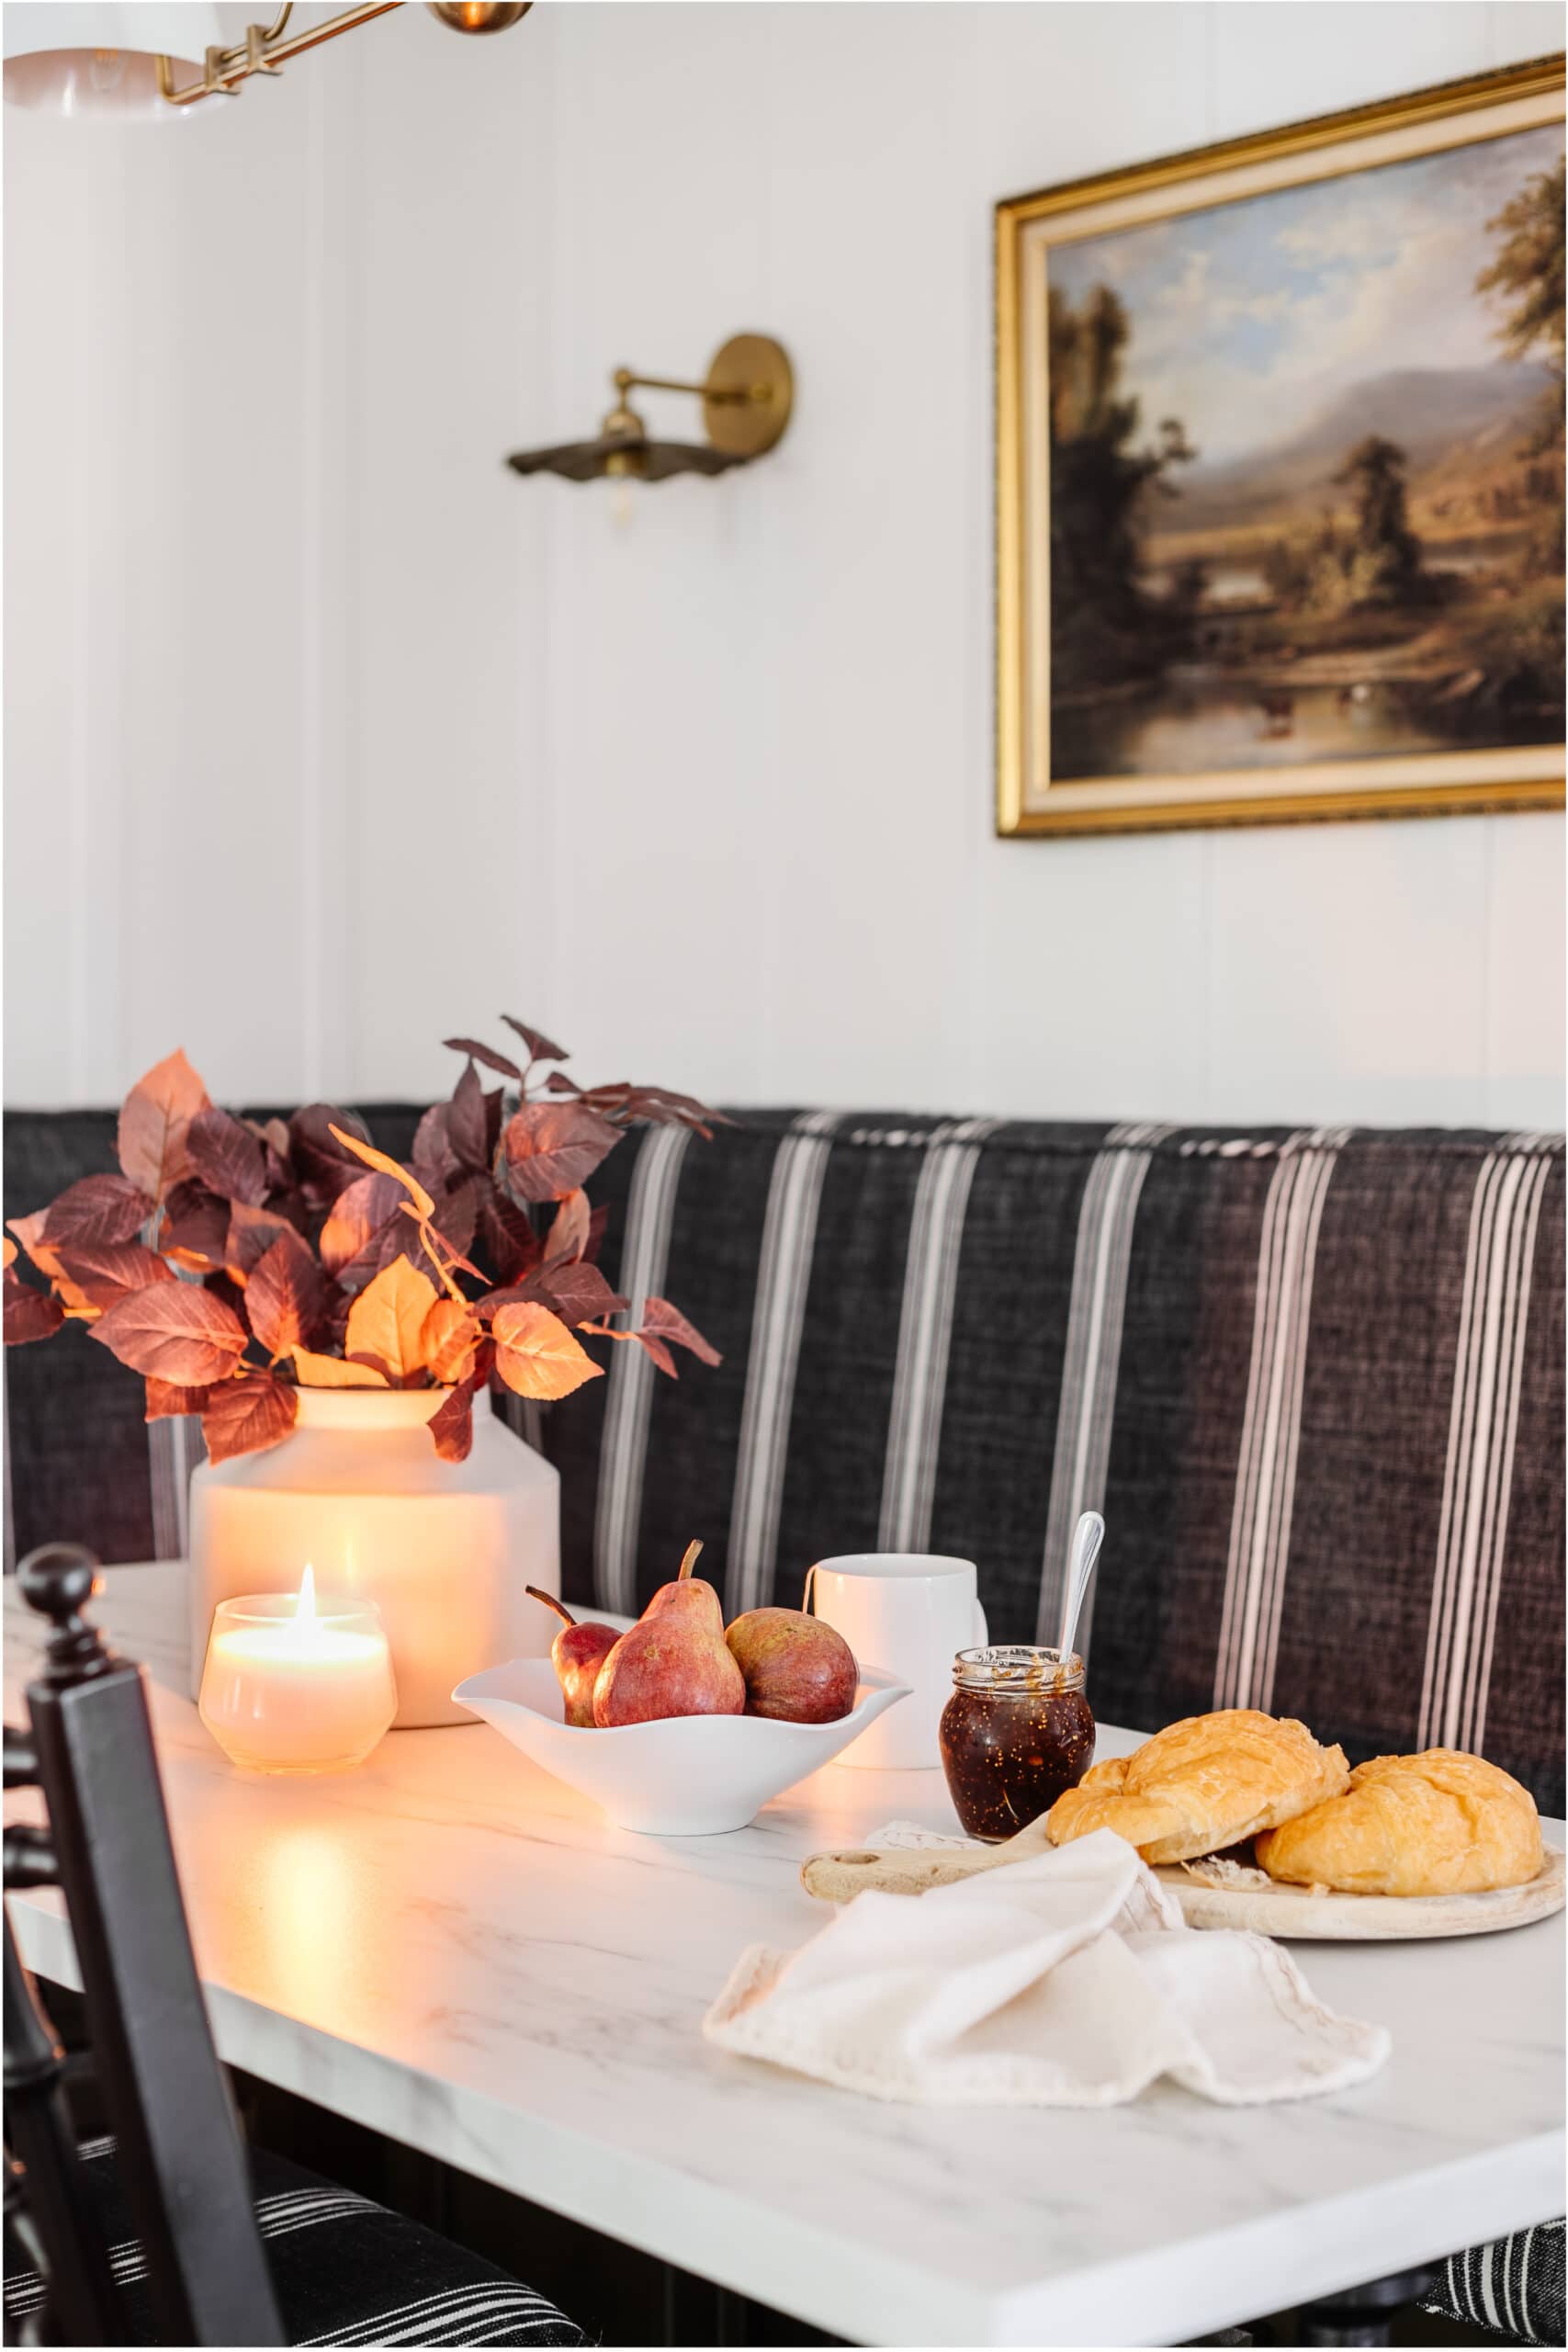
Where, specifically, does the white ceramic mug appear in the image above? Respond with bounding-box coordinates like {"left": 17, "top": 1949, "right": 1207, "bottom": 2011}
{"left": 807, "top": 1554, "right": 987, "bottom": 1770}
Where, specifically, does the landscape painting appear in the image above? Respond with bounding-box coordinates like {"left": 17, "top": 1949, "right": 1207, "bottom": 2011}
{"left": 996, "top": 62, "right": 1566, "bottom": 834}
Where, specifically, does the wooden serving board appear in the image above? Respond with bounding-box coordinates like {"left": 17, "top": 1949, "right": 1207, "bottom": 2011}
{"left": 801, "top": 1826, "right": 1566, "bottom": 1941}
{"left": 1157, "top": 1844, "right": 1565, "bottom": 1939}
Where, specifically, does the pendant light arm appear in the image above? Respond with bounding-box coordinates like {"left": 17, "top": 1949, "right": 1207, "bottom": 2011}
{"left": 155, "top": 1, "right": 402, "bottom": 107}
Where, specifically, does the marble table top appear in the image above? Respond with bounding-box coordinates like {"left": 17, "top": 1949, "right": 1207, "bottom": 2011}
{"left": 5, "top": 1563, "right": 1562, "bottom": 2348}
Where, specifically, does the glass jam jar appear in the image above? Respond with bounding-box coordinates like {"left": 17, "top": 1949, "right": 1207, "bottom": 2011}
{"left": 939, "top": 1645, "right": 1095, "bottom": 1843}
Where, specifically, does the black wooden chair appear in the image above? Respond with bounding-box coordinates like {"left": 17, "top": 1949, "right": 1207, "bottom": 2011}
{"left": 2, "top": 1544, "right": 584, "bottom": 2349}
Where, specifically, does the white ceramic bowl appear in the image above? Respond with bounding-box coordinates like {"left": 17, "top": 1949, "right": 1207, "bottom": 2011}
{"left": 451, "top": 1660, "right": 911, "bottom": 1835}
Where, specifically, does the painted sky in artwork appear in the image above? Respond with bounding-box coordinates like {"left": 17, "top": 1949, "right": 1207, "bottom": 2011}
{"left": 1047, "top": 123, "right": 1564, "bottom": 466}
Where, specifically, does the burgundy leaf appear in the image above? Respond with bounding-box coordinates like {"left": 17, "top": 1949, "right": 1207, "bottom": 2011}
{"left": 319, "top": 1171, "right": 410, "bottom": 1281}
{"left": 536, "top": 1261, "right": 628, "bottom": 1328}
{"left": 226, "top": 1201, "right": 298, "bottom": 1283}
{"left": 444, "top": 1036, "right": 524, "bottom": 1084}
{"left": 42, "top": 1174, "right": 155, "bottom": 1250}
{"left": 288, "top": 1103, "right": 373, "bottom": 1205}
{"left": 641, "top": 1295, "right": 722, "bottom": 1367}
{"left": 145, "top": 1376, "right": 212, "bottom": 1420}
{"left": 412, "top": 1103, "right": 458, "bottom": 1181}
{"left": 423, "top": 1171, "right": 479, "bottom": 1261}
{"left": 4, "top": 1269, "right": 64, "bottom": 1345}
{"left": 446, "top": 1060, "right": 490, "bottom": 1172}
{"left": 633, "top": 1329, "right": 679, "bottom": 1379}
{"left": 429, "top": 1343, "right": 494, "bottom": 1464}
{"left": 201, "top": 1371, "right": 299, "bottom": 1465}
{"left": 159, "top": 1182, "right": 233, "bottom": 1272}
{"left": 502, "top": 1102, "right": 621, "bottom": 1204}
{"left": 472, "top": 1182, "right": 539, "bottom": 1283}
{"left": 500, "top": 1015, "right": 568, "bottom": 1064}
{"left": 117, "top": 1049, "right": 210, "bottom": 1203}
{"left": 50, "top": 1242, "right": 175, "bottom": 1311}
{"left": 90, "top": 1284, "right": 249, "bottom": 1385}
{"left": 186, "top": 1106, "right": 269, "bottom": 1207}
{"left": 247, "top": 1227, "right": 330, "bottom": 1359}
{"left": 583, "top": 1204, "right": 608, "bottom": 1265}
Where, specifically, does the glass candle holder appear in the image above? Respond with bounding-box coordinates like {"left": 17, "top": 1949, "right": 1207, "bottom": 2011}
{"left": 198, "top": 1576, "right": 397, "bottom": 1774}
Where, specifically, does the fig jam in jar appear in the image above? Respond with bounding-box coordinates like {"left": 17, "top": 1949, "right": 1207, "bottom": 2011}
{"left": 939, "top": 1645, "right": 1095, "bottom": 1842}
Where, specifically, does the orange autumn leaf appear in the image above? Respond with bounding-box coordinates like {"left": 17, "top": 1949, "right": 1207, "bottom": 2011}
{"left": 2, "top": 1238, "right": 14, "bottom": 1270}
{"left": 545, "top": 1188, "right": 591, "bottom": 1265}
{"left": 491, "top": 1301, "right": 604, "bottom": 1402}
{"left": 327, "top": 1125, "right": 434, "bottom": 1221}
{"left": 344, "top": 1257, "right": 439, "bottom": 1384}
{"left": 288, "top": 1346, "right": 389, "bottom": 1389}
{"left": 9, "top": 1209, "right": 96, "bottom": 1318}
{"left": 116, "top": 1049, "right": 211, "bottom": 1204}
{"left": 421, "top": 1296, "right": 479, "bottom": 1385}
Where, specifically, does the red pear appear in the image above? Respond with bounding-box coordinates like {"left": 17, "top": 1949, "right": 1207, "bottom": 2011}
{"left": 527, "top": 1587, "right": 620, "bottom": 1727}
{"left": 593, "top": 1541, "right": 745, "bottom": 1727}
{"left": 726, "top": 1607, "right": 859, "bottom": 1723}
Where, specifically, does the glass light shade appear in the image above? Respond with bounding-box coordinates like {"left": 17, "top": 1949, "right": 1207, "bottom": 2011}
{"left": 3, "top": 4, "right": 225, "bottom": 119}
{"left": 198, "top": 1585, "right": 398, "bottom": 1775}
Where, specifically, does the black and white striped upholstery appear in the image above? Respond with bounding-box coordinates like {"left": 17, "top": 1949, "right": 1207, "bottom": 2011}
{"left": 550, "top": 1111, "right": 1565, "bottom": 1815}
{"left": 1423, "top": 2220, "right": 1566, "bottom": 2345}
{"left": 2, "top": 2136, "right": 583, "bottom": 2347}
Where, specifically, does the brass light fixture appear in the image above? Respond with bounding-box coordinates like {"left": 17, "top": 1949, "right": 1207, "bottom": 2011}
{"left": 2, "top": 2, "right": 530, "bottom": 119}
{"left": 507, "top": 334, "right": 794, "bottom": 484}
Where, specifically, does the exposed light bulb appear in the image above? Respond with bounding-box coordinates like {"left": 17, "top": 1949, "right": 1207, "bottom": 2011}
{"left": 87, "top": 47, "right": 126, "bottom": 94}
{"left": 612, "top": 480, "right": 636, "bottom": 529}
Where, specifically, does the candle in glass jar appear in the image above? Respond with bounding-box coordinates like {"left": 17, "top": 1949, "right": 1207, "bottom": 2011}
{"left": 198, "top": 1567, "right": 397, "bottom": 1774}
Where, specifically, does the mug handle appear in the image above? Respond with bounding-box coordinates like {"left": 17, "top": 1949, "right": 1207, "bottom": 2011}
{"left": 972, "top": 1597, "right": 988, "bottom": 1646}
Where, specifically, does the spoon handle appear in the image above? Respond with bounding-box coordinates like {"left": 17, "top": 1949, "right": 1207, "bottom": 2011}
{"left": 1057, "top": 1510, "right": 1105, "bottom": 1662}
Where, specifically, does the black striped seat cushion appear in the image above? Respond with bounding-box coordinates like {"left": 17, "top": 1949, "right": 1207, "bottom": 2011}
{"left": 2, "top": 2136, "right": 584, "bottom": 2346}
{"left": 549, "top": 1112, "right": 1566, "bottom": 1815}
{"left": 1423, "top": 2220, "right": 1565, "bottom": 2345}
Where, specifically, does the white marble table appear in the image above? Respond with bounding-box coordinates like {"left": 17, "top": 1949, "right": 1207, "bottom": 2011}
{"left": 5, "top": 1564, "right": 1562, "bottom": 2348}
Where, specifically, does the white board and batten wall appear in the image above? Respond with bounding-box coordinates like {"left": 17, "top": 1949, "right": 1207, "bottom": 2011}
{"left": 5, "top": 2, "right": 1563, "bottom": 1130}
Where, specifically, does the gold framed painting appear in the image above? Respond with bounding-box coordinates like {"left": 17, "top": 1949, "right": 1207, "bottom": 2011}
{"left": 996, "top": 58, "right": 1566, "bottom": 837}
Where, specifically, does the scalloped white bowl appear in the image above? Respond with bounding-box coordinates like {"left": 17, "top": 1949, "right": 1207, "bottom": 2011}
{"left": 451, "top": 1659, "right": 911, "bottom": 1835}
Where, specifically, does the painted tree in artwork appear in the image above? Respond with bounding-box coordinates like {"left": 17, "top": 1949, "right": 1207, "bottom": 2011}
{"left": 1333, "top": 435, "right": 1424, "bottom": 605}
{"left": 1046, "top": 283, "right": 1195, "bottom": 693}
{"left": 1477, "top": 153, "right": 1566, "bottom": 385}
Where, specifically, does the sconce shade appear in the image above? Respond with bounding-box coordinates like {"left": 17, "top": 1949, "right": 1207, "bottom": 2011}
{"left": 507, "top": 435, "right": 748, "bottom": 484}
{"left": 427, "top": 2, "right": 532, "bottom": 28}
{"left": 3, "top": 2, "right": 224, "bottom": 117}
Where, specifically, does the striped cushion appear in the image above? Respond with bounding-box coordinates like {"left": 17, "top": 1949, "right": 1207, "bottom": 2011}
{"left": 547, "top": 1112, "right": 1566, "bottom": 1814}
{"left": 2, "top": 2138, "right": 583, "bottom": 2346}
{"left": 1423, "top": 2221, "right": 1565, "bottom": 2344}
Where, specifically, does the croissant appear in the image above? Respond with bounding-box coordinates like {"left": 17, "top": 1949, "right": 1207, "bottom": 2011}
{"left": 1256, "top": 1749, "right": 1542, "bottom": 1896}
{"left": 1046, "top": 1708, "right": 1348, "bottom": 1864}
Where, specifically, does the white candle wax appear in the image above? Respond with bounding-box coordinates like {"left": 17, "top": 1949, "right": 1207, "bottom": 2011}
{"left": 199, "top": 1574, "right": 397, "bottom": 1773}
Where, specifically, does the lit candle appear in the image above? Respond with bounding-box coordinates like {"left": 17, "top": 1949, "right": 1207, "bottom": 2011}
{"left": 198, "top": 1566, "right": 398, "bottom": 1774}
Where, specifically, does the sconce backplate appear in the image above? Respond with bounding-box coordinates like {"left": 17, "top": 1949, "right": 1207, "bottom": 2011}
{"left": 704, "top": 335, "right": 794, "bottom": 458}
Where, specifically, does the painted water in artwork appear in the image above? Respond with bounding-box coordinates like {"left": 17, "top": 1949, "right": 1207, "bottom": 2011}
{"left": 1045, "top": 124, "right": 1565, "bottom": 781}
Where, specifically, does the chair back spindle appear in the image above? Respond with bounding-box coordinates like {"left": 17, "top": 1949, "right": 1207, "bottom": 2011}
{"left": 4, "top": 1544, "right": 283, "bottom": 2346}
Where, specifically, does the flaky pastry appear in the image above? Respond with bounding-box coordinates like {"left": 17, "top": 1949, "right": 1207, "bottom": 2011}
{"left": 1255, "top": 1749, "right": 1542, "bottom": 1897}
{"left": 1045, "top": 1707, "right": 1348, "bottom": 1864}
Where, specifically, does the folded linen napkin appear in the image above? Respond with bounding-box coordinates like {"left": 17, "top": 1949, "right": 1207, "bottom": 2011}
{"left": 703, "top": 1826, "right": 1388, "bottom": 2106}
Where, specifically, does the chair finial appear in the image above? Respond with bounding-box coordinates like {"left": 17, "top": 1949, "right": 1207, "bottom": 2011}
{"left": 17, "top": 1545, "right": 114, "bottom": 1685}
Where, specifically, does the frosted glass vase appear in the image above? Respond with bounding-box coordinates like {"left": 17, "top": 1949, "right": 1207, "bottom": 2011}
{"left": 187, "top": 1386, "right": 559, "bottom": 1727}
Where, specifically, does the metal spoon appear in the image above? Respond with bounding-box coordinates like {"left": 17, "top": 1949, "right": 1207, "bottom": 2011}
{"left": 1056, "top": 1510, "right": 1105, "bottom": 1668}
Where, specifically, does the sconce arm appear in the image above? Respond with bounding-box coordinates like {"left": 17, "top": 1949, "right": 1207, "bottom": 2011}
{"left": 156, "top": 2, "right": 402, "bottom": 107}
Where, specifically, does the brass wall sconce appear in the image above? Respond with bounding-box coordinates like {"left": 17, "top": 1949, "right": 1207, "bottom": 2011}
{"left": 507, "top": 334, "right": 794, "bottom": 483}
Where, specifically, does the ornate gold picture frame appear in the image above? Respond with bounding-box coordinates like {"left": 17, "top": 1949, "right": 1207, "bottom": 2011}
{"left": 996, "top": 59, "right": 1566, "bottom": 837}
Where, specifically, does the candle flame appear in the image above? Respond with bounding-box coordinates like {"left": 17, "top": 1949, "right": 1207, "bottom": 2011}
{"left": 298, "top": 1564, "right": 317, "bottom": 1625}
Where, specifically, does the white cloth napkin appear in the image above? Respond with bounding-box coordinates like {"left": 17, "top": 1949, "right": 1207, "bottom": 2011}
{"left": 703, "top": 1826, "right": 1389, "bottom": 2107}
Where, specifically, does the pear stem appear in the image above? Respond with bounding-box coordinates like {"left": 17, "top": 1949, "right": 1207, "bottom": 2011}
{"left": 526, "top": 1585, "right": 576, "bottom": 1627}
{"left": 677, "top": 1540, "right": 704, "bottom": 1582}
